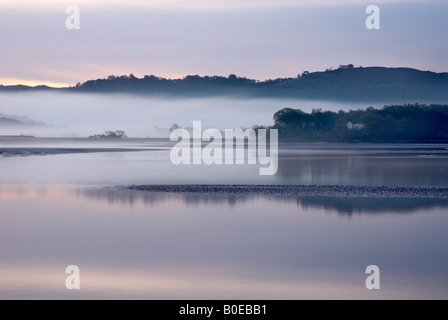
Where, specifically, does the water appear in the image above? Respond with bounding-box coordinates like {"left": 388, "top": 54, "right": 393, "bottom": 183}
{"left": 1, "top": 140, "right": 448, "bottom": 186}
{"left": 1, "top": 140, "right": 448, "bottom": 299}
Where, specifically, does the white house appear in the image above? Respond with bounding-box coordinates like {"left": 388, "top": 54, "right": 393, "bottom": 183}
{"left": 347, "top": 122, "right": 365, "bottom": 130}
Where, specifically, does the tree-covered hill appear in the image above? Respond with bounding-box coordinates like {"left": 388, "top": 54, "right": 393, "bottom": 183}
{"left": 2, "top": 66, "right": 448, "bottom": 102}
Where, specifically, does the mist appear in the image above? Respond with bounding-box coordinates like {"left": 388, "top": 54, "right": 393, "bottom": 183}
{"left": 0, "top": 92, "right": 380, "bottom": 137}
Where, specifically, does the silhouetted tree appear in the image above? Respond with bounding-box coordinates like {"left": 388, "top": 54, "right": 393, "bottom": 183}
{"left": 89, "top": 130, "right": 128, "bottom": 139}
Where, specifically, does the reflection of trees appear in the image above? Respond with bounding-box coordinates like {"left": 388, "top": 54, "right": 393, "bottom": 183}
{"left": 276, "top": 149, "right": 448, "bottom": 186}
{"left": 297, "top": 196, "right": 448, "bottom": 216}
{"left": 74, "top": 187, "right": 448, "bottom": 216}
{"left": 73, "top": 188, "right": 249, "bottom": 208}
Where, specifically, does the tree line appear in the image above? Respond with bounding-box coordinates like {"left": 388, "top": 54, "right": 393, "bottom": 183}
{"left": 270, "top": 104, "right": 448, "bottom": 142}
{"left": 67, "top": 66, "right": 448, "bottom": 102}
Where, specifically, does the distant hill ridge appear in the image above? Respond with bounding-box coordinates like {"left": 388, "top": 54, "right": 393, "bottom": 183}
{"left": 0, "top": 114, "right": 47, "bottom": 127}
{"left": 1, "top": 66, "right": 448, "bottom": 102}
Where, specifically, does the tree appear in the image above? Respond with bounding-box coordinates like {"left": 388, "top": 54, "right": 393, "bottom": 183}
{"left": 338, "top": 64, "right": 354, "bottom": 70}
{"left": 89, "top": 130, "right": 128, "bottom": 139}
{"left": 273, "top": 108, "right": 305, "bottom": 127}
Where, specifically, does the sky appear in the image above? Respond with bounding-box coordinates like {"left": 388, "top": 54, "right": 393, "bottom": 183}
{"left": 1, "top": 0, "right": 447, "bottom": 86}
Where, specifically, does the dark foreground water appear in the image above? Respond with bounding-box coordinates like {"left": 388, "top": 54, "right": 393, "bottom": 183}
{"left": 0, "top": 141, "right": 447, "bottom": 299}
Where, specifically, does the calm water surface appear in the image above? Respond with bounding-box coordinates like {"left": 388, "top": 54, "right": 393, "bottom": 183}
{"left": 1, "top": 141, "right": 447, "bottom": 299}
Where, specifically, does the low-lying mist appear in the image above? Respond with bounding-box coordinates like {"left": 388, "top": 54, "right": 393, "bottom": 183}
{"left": 0, "top": 92, "right": 380, "bottom": 138}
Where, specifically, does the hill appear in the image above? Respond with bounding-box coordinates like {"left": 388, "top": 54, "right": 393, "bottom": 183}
{"left": 0, "top": 114, "right": 47, "bottom": 128}
{"left": 1, "top": 66, "right": 448, "bottom": 102}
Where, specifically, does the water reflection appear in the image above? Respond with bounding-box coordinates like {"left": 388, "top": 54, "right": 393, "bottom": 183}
{"left": 74, "top": 188, "right": 248, "bottom": 208}
{"left": 297, "top": 196, "right": 448, "bottom": 215}
{"left": 74, "top": 187, "right": 448, "bottom": 215}
{"left": 1, "top": 184, "right": 448, "bottom": 299}
{"left": 277, "top": 147, "right": 448, "bottom": 186}
{"left": 1, "top": 141, "right": 448, "bottom": 186}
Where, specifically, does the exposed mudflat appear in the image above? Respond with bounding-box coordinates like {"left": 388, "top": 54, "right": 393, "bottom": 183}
{"left": 123, "top": 184, "right": 448, "bottom": 199}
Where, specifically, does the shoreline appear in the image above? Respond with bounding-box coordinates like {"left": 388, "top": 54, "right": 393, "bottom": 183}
{"left": 0, "top": 147, "right": 161, "bottom": 157}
